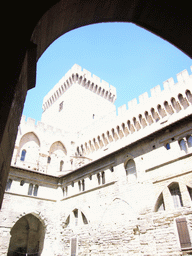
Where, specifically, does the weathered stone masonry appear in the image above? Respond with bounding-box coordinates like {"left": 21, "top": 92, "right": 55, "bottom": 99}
{"left": 1, "top": 65, "right": 192, "bottom": 255}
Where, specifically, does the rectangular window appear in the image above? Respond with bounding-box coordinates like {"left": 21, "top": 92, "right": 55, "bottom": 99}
{"left": 71, "top": 237, "right": 77, "bottom": 256}
{"left": 176, "top": 218, "right": 192, "bottom": 250}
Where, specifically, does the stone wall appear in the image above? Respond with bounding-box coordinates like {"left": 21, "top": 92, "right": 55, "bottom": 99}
{"left": 1, "top": 115, "right": 192, "bottom": 255}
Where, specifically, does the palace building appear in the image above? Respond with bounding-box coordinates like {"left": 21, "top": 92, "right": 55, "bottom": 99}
{"left": 1, "top": 64, "right": 192, "bottom": 255}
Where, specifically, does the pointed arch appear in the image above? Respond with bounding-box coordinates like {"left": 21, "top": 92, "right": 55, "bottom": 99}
{"left": 154, "top": 193, "right": 165, "bottom": 212}
{"left": 19, "top": 132, "right": 40, "bottom": 151}
{"left": 8, "top": 213, "right": 45, "bottom": 256}
{"left": 49, "top": 141, "right": 67, "bottom": 155}
{"left": 100, "top": 198, "right": 136, "bottom": 227}
{"left": 63, "top": 208, "right": 89, "bottom": 228}
{"left": 17, "top": 132, "right": 41, "bottom": 165}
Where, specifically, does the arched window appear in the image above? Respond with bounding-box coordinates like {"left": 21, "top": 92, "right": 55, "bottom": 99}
{"left": 33, "top": 185, "right": 39, "bottom": 196}
{"left": 28, "top": 183, "right": 33, "bottom": 196}
{"left": 82, "top": 179, "right": 85, "bottom": 191}
{"left": 78, "top": 181, "right": 81, "bottom": 192}
{"left": 64, "top": 209, "right": 88, "bottom": 228}
{"left": 179, "top": 139, "right": 187, "bottom": 153}
{"left": 125, "top": 159, "right": 137, "bottom": 182}
{"left": 187, "top": 136, "right": 192, "bottom": 148}
{"left": 20, "top": 149, "right": 26, "bottom": 161}
{"left": 169, "top": 183, "right": 183, "bottom": 208}
{"left": 97, "top": 173, "right": 101, "bottom": 185}
{"left": 60, "top": 160, "right": 64, "bottom": 171}
{"left": 101, "top": 171, "right": 105, "bottom": 185}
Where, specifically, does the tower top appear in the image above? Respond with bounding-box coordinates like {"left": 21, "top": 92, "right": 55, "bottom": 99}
{"left": 42, "top": 64, "right": 117, "bottom": 112}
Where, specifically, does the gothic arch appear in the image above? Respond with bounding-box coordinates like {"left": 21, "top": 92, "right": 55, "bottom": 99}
{"left": 17, "top": 132, "right": 41, "bottom": 163}
{"left": 100, "top": 197, "right": 136, "bottom": 227}
{"left": 8, "top": 213, "right": 45, "bottom": 256}
{"left": 63, "top": 208, "right": 89, "bottom": 228}
{"left": 49, "top": 141, "right": 67, "bottom": 155}
{"left": 19, "top": 132, "right": 40, "bottom": 151}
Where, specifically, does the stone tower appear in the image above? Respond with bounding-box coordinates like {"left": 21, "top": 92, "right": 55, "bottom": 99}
{"left": 41, "top": 64, "right": 117, "bottom": 133}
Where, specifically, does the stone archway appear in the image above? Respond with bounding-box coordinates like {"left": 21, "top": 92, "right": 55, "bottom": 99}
{"left": 7, "top": 214, "right": 45, "bottom": 256}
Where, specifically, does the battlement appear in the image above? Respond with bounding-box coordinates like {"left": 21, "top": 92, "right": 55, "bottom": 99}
{"left": 42, "top": 64, "right": 117, "bottom": 112}
{"left": 20, "top": 115, "right": 68, "bottom": 136}
{"left": 76, "top": 67, "right": 192, "bottom": 158}
{"left": 118, "top": 67, "right": 192, "bottom": 115}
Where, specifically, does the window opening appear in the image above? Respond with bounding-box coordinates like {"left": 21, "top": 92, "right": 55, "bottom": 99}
{"left": 28, "top": 183, "right": 33, "bottom": 195}
{"left": 187, "top": 186, "right": 192, "bottom": 201}
{"left": 60, "top": 160, "right": 64, "bottom": 171}
{"left": 73, "top": 210, "right": 78, "bottom": 226}
{"left": 47, "top": 156, "right": 51, "bottom": 163}
{"left": 82, "top": 179, "right": 85, "bottom": 191}
{"left": 20, "top": 149, "right": 26, "bottom": 161}
{"left": 165, "top": 143, "right": 170, "bottom": 150}
{"left": 33, "top": 184, "right": 39, "bottom": 196}
{"left": 20, "top": 180, "right": 25, "bottom": 186}
{"left": 5, "top": 179, "right": 12, "bottom": 191}
{"left": 125, "top": 159, "right": 137, "bottom": 182}
{"left": 169, "top": 183, "right": 183, "bottom": 208}
{"left": 179, "top": 139, "right": 187, "bottom": 153}
{"left": 97, "top": 173, "right": 101, "bottom": 185}
{"left": 78, "top": 181, "right": 81, "bottom": 192}
{"left": 81, "top": 212, "right": 88, "bottom": 224}
{"left": 176, "top": 218, "right": 192, "bottom": 249}
{"left": 187, "top": 135, "right": 192, "bottom": 147}
{"left": 59, "top": 101, "right": 63, "bottom": 112}
{"left": 102, "top": 171, "right": 105, "bottom": 184}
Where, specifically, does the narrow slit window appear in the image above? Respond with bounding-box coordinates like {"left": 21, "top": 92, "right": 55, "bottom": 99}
{"left": 28, "top": 183, "right": 33, "bottom": 195}
{"left": 165, "top": 143, "right": 170, "bottom": 150}
{"left": 33, "top": 184, "right": 39, "bottom": 196}
{"left": 60, "top": 160, "right": 64, "bottom": 171}
{"left": 59, "top": 101, "right": 63, "bottom": 112}
{"left": 20, "top": 149, "right": 26, "bottom": 161}
{"left": 47, "top": 156, "right": 51, "bottom": 164}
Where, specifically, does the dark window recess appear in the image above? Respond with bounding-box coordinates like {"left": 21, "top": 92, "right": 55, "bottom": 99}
{"left": 59, "top": 101, "right": 63, "bottom": 112}
{"left": 166, "top": 143, "right": 171, "bottom": 150}
{"left": 71, "top": 237, "right": 77, "bottom": 256}
{"left": 20, "top": 149, "right": 26, "bottom": 161}
{"left": 187, "top": 186, "right": 192, "bottom": 201}
{"left": 47, "top": 156, "right": 51, "bottom": 164}
{"left": 176, "top": 218, "right": 192, "bottom": 249}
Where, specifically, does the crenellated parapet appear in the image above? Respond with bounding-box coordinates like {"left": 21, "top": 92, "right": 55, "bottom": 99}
{"left": 42, "top": 64, "right": 117, "bottom": 112}
{"left": 75, "top": 67, "right": 192, "bottom": 158}
{"left": 20, "top": 115, "right": 66, "bottom": 136}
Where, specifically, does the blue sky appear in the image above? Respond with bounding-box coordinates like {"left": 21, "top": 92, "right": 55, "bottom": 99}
{"left": 23, "top": 22, "right": 192, "bottom": 121}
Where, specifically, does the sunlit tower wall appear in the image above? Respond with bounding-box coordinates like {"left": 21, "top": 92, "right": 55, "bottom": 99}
{"left": 41, "top": 64, "right": 117, "bottom": 133}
